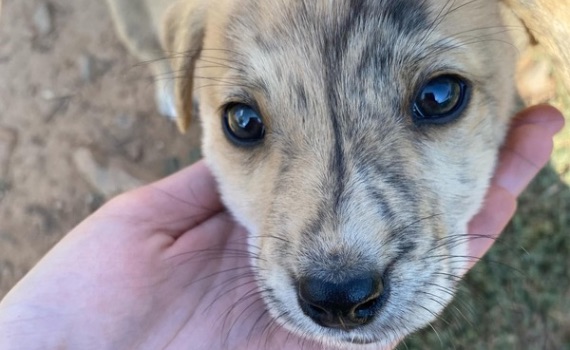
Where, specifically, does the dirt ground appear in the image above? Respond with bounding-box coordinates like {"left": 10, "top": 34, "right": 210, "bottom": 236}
{"left": 0, "top": 0, "right": 568, "bottom": 348}
{"left": 0, "top": 0, "right": 201, "bottom": 297}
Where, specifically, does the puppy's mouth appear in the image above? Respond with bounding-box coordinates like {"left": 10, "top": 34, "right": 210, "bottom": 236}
{"left": 256, "top": 262, "right": 399, "bottom": 345}
{"left": 258, "top": 245, "right": 448, "bottom": 346}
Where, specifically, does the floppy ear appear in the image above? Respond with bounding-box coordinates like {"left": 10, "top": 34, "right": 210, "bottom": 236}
{"left": 501, "top": 0, "right": 570, "bottom": 93}
{"left": 161, "top": 0, "right": 207, "bottom": 133}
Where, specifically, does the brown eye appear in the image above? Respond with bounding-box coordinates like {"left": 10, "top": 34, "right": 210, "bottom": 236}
{"left": 413, "top": 75, "right": 469, "bottom": 125}
{"left": 223, "top": 103, "right": 265, "bottom": 146}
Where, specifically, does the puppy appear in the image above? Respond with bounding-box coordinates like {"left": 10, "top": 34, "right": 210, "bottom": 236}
{"left": 106, "top": 0, "right": 563, "bottom": 347}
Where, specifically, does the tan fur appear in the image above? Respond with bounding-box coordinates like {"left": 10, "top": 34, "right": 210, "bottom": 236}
{"left": 107, "top": 0, "right": 566, "bottom": 347}
{"left": 502, "top": 0, "right": 570, "bottom": 92}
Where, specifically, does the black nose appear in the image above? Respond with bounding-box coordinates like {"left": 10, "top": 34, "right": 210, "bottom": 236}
{"left": 297, "top": 274, "right": 384, "bottom": 330}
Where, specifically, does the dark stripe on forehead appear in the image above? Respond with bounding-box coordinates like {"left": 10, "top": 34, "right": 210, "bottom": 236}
{"left": 334, "top": 0, "right": 431, "bottom": 39}
{"left": 243, "top": 0, "right": 431, "bottom": 236}
{"left": 327, "top": 93, "right": 347, "bottom": 213}
{"left": 379, "top": 0, "right": 431, "bottom": 34}
{"left": 316, "top": 0, "right": 430, "bottom": 216}
{"left": 320, "top": 5, "right": 355, "bottom": 215}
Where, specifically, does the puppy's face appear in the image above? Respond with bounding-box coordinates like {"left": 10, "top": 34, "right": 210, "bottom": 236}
{"left": 183, "top": 0, "right": 517, "bottom": 346}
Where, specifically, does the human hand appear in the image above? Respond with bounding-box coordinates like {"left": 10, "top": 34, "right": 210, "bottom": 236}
{"left": 467, "top": 104, "right": 565, "bottom": 267}
{"left": 0, "top": 105, "right": 564, "bottom": 350}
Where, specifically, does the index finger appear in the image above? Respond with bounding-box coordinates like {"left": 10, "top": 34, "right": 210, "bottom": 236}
{"left": 493, "top": 105, "right": 565, "bottom": 197}
{"left": 467, "top": 105, "right": 565, "bottom": 266}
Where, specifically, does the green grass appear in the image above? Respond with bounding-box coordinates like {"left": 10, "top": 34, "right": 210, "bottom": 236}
{"left": 399, "top": 68, "right": 570, "bottom": 349}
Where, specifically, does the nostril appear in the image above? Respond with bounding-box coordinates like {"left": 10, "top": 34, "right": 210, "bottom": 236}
{"left": 297, "top": 273, "right": 384, "bottom": 329}
{"left": 303, "top": 301, "right": 331, "bottom": 318}
{"left": 353, "top": 294, "right": 380, "bottom": 319}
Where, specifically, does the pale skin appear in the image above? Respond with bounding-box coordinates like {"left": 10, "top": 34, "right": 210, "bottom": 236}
{"left": 0, "top": 105, "right": 564, "bottom": 350}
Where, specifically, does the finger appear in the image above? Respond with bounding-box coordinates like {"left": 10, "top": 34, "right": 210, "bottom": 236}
{"left": 493, "top": 105, "right": 564, "bottom": 197}
{"left": 151, "top": 160, "right": 223, "bottom": 213}
{"left": 493, "top": 125, "right": 553, "bottom": 197}
{"left": 105, "top": 161, "right": 224, "bottom": 236}
{"left": 466, "top": 184, "right": 517, "bottom": 270}
{"left": 466, "top": 105, "right": 564, "bottom": 268}
{"left": 167, "top": 211, "right": 247, "bottom": 260}
{"left": 509, "top": 104, "right": 565, "bottom": 134}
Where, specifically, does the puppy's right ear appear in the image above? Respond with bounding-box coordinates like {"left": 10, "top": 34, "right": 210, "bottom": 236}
{"left": 161, "top": 1, "right": 208, "bottom": 133}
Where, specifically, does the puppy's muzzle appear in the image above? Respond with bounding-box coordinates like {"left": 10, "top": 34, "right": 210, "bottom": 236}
{"left": 297, "top": 273, "right": 384, "bottom": 330}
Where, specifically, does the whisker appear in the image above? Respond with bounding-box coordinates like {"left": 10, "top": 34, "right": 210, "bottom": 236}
{"left": 210, "top": 274, "right": 260, "bottom": 307}
{"left": 182, "top": 265, "right": 252, "bottom": 289}
{"left": 222, "top": 288, "right": 266, "bottom": 342}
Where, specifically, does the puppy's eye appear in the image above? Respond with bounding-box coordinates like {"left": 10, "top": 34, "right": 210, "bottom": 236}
{"left": 223, "top": 103, "right": 265, "bottom": 146}
{"left": 412, "top": 75, "right": 469, "bottom": 124}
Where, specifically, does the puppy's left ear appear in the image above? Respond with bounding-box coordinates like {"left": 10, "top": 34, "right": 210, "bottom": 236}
{"left": 161, "top": 0, "right": 208, "bottom": 133}
{"left": 500, "top": 0, "right": 570, "bottom": 93}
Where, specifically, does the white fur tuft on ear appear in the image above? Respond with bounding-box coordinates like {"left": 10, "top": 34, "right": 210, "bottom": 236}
{"left": 155, "top": 79, "right": 178, "bottom": 121}
{"left": 161, "top": 0, "right": 208, "bottom": 133}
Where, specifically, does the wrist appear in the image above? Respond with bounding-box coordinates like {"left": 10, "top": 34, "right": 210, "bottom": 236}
{"left": 0, "top": 303, "right": 69, "bottom": 349}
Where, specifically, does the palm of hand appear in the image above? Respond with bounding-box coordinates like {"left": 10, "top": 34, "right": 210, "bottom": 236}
{"left": 1, "top": 163, "right": 326, "bottom": 349}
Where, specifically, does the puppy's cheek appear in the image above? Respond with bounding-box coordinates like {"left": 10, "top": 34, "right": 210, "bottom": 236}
{"left": 201, "top": 125, "right": 273, "bottom": 242}
{"left": 202, "top": 153, "right": 258, "bottom": 234}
